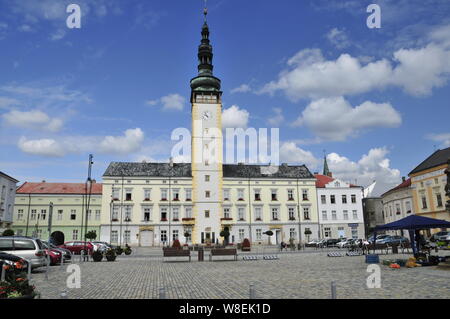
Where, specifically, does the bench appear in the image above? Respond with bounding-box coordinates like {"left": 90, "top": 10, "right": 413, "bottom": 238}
{"left": 162, "top": 248, "right": 191, "bottom": 262}
{"left": 209, "top": 248, "right": 238, "bottom": 261}
{"left": 364, "top": 243, "right": 389, "bottom": 255}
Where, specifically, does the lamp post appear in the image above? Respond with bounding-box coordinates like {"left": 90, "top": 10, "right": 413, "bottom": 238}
{"left": 445, "top": 159, "right": 450, "bottom": 213}
{"left": 47, "top": 202, "right": 53, "bottom": 242}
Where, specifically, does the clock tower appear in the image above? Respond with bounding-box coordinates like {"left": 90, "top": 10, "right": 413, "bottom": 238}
{"left": 190, "top": 7, "right": 223, "bottom": 245}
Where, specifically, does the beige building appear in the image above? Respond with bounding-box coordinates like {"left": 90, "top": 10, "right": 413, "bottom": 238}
{"left": 12, "top": 182, "right": 103, "bottom": 244}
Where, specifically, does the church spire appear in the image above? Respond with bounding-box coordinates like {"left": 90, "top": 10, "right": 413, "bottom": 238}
{"left": 323, "top": 153, "right": 331, "bottom": 177}
{"left": 190, "top": 1, "right": 221, "bottom": 100}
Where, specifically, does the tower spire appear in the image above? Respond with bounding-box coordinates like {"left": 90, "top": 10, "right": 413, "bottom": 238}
{"left": 323, "top": 151, "right": 331, "bottom": 177}
{"left": 203, "top": 0, "right": 208, "bottom": 22}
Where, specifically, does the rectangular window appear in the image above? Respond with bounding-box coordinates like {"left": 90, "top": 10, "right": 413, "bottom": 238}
{"left": 205, "top": 175, "right": 210, "bottom": 182}
{"left": 303, "top": 207, "right": 310, "bottom": 220}
{"left": 172, "top": 207, "right": 179, "bottom": 221}
{"left": 56, "top": 209, "right": 63, "bottom": 221}
{"left": 173, "top": 189, "right": 180, "bottom": 201}
{"left": 421, "top": 196, "right": 427, "bottom": 209}
{"left": 124, "top": 230, "right": 131, "bottom": 244}
{"left": 395, "top": 203, "right": 401, "bottom": 215}
{"left": 223, "top": 208, "right": 231, "bottom": 219}
{"left": 436, "top": 194, "right": 443, "bottom": 207}
{"left": 112, "top": 206, "right": 119, "bottom": 221}
{"left": 185, "top": 189, "right": 192, "bottom": 201}
{"left": 321, "top": 195, "right": 326, "bottom": 204}
{"left": 143, "top": 207, "right": 151, "bottom": 221}
{"left": 330, "top": 195, "right": 336, "bottom": 204}
{"left": 239, "top": 229, "right": 245, "bottom": 241}
{"left": 238, "top": 207, "right": 245, "bottom": 221}
{"left": 185, "top": 207, "right": 192, "bottom": 219}
{"left": 256, "top": 229, "right": 262, "bottom": 240}
{"left": 254, "top": 207, "right": 262, "bottom": 221}
{"left": 125, "top": 189, "right": 132, "bottom": 201}
{"left": 223, "top": 189, "right": 230, "bottom": 201}
{"left": 288, "top": 207, "right": 295, "bottom": 220}
{"left": 160, "top": 230, "right": 167, "bottom": 243}
{"left": 144, "top": 189, "right": 151, "bottom": 201}
{"left": 272, "top": 207, "right": 279, "bottom": 220}
{"left": 351, "top": 195, "right": 356, "bottom": 203}
{"left": 237, "top": 189, "right": 244, "bottom": 200}
{"left": 343, "top": 210, "right": 349, "bottom": 220}
{"left": 70, "top": 210, "right": 76, "bottom": 220}
{"left": 111, "top": 231, "right": 118, "bottom": 243}
{"left": 290, "top": 228, "right": 297, "bottom": 240}
{"left": 161, "top": 189, "right": 168, "bottom": 201}
{"left": 40, "top": 209, "right": 46, "bottom": 220}
{"left": 173, "top": 230, "right": 179, "bottom": 241}
{"left": 342, "top": 195, "right": 347, "bottom": 204}
{"left": 205, "top": 191, "right": 210, "bottom": 198}
{"left": 112, "top": 188, "right": 119, "bottom": 200}
{"left": 405, "top": 201, "right": 412, "bottom": 214}
{"left": 288, "top": 189, "right": 294, "bottom": 201}
{"left": 31, "top": 209, "right": 36, "bottom": 220}
{"left": 353, "top": 210, "right": 358, "bottom": 219}
{"left": 322, "top": 210, "right": 327, "bottom": 220}
{"left": 271, "top": 189, "right": 278, "bottom": 201}
{"left": 302, "top": 189, "right": 308, "bottom": 201}
{"left": 205, "top": 210, "right": 210, "bottom": 218}
{"left": 17, "top": 209, "right": 24, "bottom": 221}
{"left": 124, "top": 206, "right": 132, "bottom": 221}
{"left": 95, "top": 210, "right": 100, "bottom": 220}
{"left": 72, "top": 230, "right": 79, "bottom": 240}
{"left": 161, "top": 207, "right": 168, "bottom": 221}
{"left": 254, "top": 189, "right": 261, "bottom": 201}
{"left": 87, "top": 209, "right": 92, "bottom": 221}
{"left": 332, "top": 210, "right": 337, "bottom": 220}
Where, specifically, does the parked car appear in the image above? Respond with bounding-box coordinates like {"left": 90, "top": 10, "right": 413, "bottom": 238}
{"left": 90, "top": 242, "right": 109, "bottom": 253}
{"left": 370, "top": 235, "right": 390, "bottom": 243}
{"left": 378, "top": 235, "right": 409, "bottom": 245}
{"left": 337, "top": 239, "right": 355, "bottom": 249}
{"left": 305, "top": 239, "right": 321, "bottom": 247}
{"left": 0, "top": 237, "right": 46, "bottom": 269}
{"left": 434, "top": 231, "right": 450, "bottom": 242}
{"left": 325, "top": 239, "right": 341, "bottom": 247}
{"left": 58, "top": 241, "right": 94, "bottom": 255}
{"left": 43, "top": 248, "right": 62, "bottom": 265}
{"left": 91, "top": 241, "right": 113, "bottom": 249}
{"left": 42, "top": 241, "right": 72, "bottom": 261}
{"left": 0, "top": 251, "right": 29, "bottom": 274}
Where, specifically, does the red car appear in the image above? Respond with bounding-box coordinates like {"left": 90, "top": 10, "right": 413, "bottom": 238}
{"left": 44, "top": 249, "right": 62, "bottom": 265}
{"left": 58, "top": 241, "right": 94, "bottom": 255}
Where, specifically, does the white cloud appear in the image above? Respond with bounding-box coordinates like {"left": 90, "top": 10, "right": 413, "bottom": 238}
{"left": 279, "top": 142, "right": 320, "bottom": 169}
{"left": 0, "top": 97, "right": 20, "bottom": 109}
{"left": 260, "top": 35, "right": 450, "bottom": 100}
{"left": 326, "top": 28, "right": 351, "bottom": 49}
{"left": 327, "top": 147, "right": 401, "bottom": 187}
{"left": 50, "top": 29, "right": 65, "bottom": 41}
{"left": 3, "top": 109, "right": 63, "bottom": 132}
{"left": 18, "top": 137, "right": 65, "bottom": 157}
{"left": 427, "top": 133, "right": 450, "bottom": 147}
{"left": 99, "top": 128, "right": 144, "bottom": 155}
{"left": 222, "top": 105, "right": 250, "bottom": 129}
{"left": 147, "top": 93, "right": 185, "bottom": 111}
{"left": 293, "top": 97, "right": 402, "bottom": 141}
{"left": 231, "top": 84, "right": 251, "bottom": 94}
{"left": 268, "top": 107, "right": 284, "bottom": 126}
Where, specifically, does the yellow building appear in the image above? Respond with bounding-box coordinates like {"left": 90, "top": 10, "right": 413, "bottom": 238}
{"left": 409, "top": 147, "right": 450, "bottom": 234}
{"left": 12, "top": 181, "right": 103, "bottom": 244}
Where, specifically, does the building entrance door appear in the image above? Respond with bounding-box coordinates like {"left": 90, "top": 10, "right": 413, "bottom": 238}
{"left": 140, "top": 230, "right": 154, "bottom": 247}
{"left": 276, "top": 230, "right": 281, "bottom": 245}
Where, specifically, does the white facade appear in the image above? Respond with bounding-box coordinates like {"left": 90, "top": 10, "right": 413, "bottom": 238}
{"left": 0, "top": 172, "right": 19, "bottom": 232}
{"left": 316, "top": 176, "right": 365, "bottom": 240}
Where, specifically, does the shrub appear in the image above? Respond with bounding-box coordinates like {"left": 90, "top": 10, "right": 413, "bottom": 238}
{"left": 2, "top": 229, "right": 14, "bottom": 237}
{"left": 85, "top": 231, "right": 97, "bottom": 240}
{"left": 172, "top": 239, "right": 181, "bottom": 249}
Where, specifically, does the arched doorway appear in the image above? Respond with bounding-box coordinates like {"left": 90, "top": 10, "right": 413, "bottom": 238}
{"left": 50, "top": 231, "right": 65, "bottom": 246}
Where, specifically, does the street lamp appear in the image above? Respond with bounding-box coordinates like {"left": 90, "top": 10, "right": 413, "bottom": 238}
{"left": 445, "top": 159, "right": 450, "bottom": 213}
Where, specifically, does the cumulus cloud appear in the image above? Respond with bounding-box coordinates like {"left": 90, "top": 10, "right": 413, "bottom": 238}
{"left": 260, "top": 39, "right": 450, "bottom": 100}
{"left": 268, "top": 107, "right": 284, "bottom": 126}
{"left": 279, "top": 142, "right": 321, "bottom": 169}
{"left": 327, "top": 147, "right": 401, "bottom": 188}
{"left": 222, "top": 105, "right": 250, "bottom": 129}
{"left": 17, "top": 128, "right": 145, "bottom": 157}
{"left": 231, "top": 84, "right": 251, "bottom": 94}
{"left": 326, "top": 28, "right": 351, "bottom": 49}
{"left": 293, "top": 97, "right": 402, "bottom": 141}
{"left": 99, "top": 128, "right": 144, "bottom": 154}
{"left": 427, "top": 133, "right": 450, "bottom": 147}
{"left": 3, "top": 109, "right": 63, "bottom": 132}
{"left": 146, "top": 93, "right": 185, "bottom": 111}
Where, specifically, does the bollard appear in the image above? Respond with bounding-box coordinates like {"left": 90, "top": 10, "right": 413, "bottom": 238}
{"left": 159, "top": 287, "right": 166, "bottom": 299}
{"left": 0, "top": 265, "right": 5, "bottom": 282}
{"left": 249, "top": 284, "right": 256, "bottom": 299}
{"left": 80, "top": 250, "right": 84, "bottom": 263}
{"left": 45, "top": 254, "right": 50, "bottom": 281}
{"left": 331, "top": 281, "right": 337, "bottom": 299}
{"left": 60, "top": 290, "right": 68, "bottom": 299}
{"left": 60, "top": 253, "right": 64, "bottom": 270}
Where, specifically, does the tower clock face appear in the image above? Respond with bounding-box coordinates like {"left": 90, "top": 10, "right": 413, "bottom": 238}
{"left": 202, "top": 111, "right": 211, "bottom": 120}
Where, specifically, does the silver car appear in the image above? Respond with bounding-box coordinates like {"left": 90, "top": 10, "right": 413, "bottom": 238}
{"left": 0, "top": 236, "right": 46, "bottom": 269}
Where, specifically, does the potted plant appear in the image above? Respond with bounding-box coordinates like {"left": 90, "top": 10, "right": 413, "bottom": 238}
{"left": 105, "top": 248, "right": 117, "bottom": 262}
{"left": 115, "top": 246, "right": 123, "bottom": 255}
{"left": 241, "top": 238, "right": 251, "bottom": 252}
{"left": 0, "top": 266, "right": 37, "bottom": 299}
{"left": 172, "top": 239, "right": 181, "bottom": 249}
{"left": 92, "top": 250, "right": 103, "bottom": 262}
{"left": 124, "top": 244, "right": 132, "bottom": 255}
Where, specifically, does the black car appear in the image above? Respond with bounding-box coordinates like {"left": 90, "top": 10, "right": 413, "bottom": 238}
{"left": 0, "top": 251, "right": 30, "bottom": 270}
{"left": 325, "top": 239, "right": 341, "bottom": 247}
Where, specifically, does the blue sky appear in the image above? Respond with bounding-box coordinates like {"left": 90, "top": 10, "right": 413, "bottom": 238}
{"left": 0, "top": 0, "right": 449, "bottom": 194}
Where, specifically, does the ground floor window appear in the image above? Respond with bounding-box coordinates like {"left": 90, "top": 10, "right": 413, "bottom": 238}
{"left": 124, "top": 230, "right": 131, "bottom": 244}
{"left": 173, "top": 230, "right": 179, "bottom": 241}
{"left": 184, "top": 228, "right": 192, "bottom": 242}
{"left": 239, "top": 229, "right": 245, "bottom": 241}
{"left": 160, "top": 230, "right": 167, "bottom": 244}
{"left": 111, "top": 230, "right": 118, "bottom": 243}
{"left": 324, "top": 227, "right": 331, "bottom": 237}
{"left": 351, "top": 229, "right": 358, "bottom": 239}
{"left": 72, "top": 229, "right": 79, "bottom": 240}
{"left": 290, "top": 228, "right": 296, "bottom": 240}
{"left": 256, "top": 229, "right": 262, "bottom": 240}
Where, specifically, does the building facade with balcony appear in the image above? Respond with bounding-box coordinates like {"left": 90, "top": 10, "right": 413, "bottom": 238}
{"left": 0, "top": 171, "right": 19, "bottom": 233}
{"left": 12, "top": 181, "right": 102, "bottom": 244}
{"left": 381, "top": 177, "right": 414, "bottom": 236}
{"left": 408, "top": 147, "right": 450, "bottom": 235}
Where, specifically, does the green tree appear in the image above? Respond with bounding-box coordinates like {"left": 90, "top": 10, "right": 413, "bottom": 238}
{"left": 85, "top": 230, "right": 97, "bottom": 240}
{"left": 2, "top": 229, "right": 14, "bottom": 236}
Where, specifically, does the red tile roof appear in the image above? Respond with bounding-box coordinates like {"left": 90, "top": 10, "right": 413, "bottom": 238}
{"left": 381, "top": 178, "right": 411, "bottom": 197}
{"left": 314, "top": 174, "right": 360, "bottom": 188}
{"left": 16, "top": 182, "right": 102, "bottom": 195}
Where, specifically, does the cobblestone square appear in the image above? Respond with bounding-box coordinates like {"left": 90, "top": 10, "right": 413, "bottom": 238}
{"left": 29, "top": 248, "right": 450, "bottom": 299}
